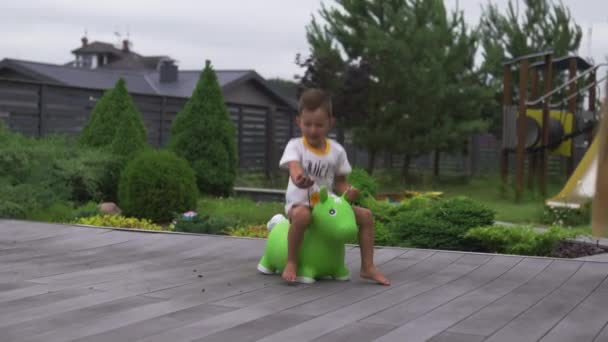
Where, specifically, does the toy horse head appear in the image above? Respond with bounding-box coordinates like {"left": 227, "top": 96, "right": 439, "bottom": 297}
{"left": 311, "top": 187, "right": 358, "bottom": 242}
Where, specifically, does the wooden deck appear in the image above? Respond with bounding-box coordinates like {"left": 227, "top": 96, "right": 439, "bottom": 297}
{"left": 1, "top": 219, "right": 608, "bottom": 341}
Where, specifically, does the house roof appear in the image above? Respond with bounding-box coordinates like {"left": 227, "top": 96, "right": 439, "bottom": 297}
{"left": 71, "top": 41, "right": 123, "bottom": 55}
{"left": 0, "top": 58, "right": 296, "bottom": 109}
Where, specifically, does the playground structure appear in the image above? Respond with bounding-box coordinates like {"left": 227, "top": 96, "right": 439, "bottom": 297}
{"left": 500, "top": 51, "right": 606, "bottom": 207}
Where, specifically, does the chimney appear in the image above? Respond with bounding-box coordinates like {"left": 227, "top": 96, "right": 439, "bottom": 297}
{"left": 159, "top": 60, "right": 178, "bottom": 83}
{"left": 122, "top": 39, "right": 130, "bottom": 53}
{"left": 81, "top": 36, "right": 88, "bottom": 47}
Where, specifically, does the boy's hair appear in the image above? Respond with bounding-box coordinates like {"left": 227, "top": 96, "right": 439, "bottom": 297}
{"left": 298, "top": 88, "right": 332, "bottom": 117}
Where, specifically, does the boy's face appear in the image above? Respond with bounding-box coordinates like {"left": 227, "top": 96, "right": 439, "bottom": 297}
{"left": 297, "top": 107, "right": 334, "bottom": 147}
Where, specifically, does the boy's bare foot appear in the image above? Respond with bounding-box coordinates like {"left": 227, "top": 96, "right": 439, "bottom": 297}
{"left": 282, "top": 262, "right": 297, "bottom": 283}
{"left": 361, "top": 266, "right": 390, "bottom": 286}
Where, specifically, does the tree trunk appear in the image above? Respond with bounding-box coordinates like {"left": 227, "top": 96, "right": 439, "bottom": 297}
{"left": 367, "top": 149, "right": 376, "bottom": 175}
{"left": 592, "top": 97, "right": 608, "bottom": 237}
{"left": 433, "top": 150, "right": 440, "bottom": 178}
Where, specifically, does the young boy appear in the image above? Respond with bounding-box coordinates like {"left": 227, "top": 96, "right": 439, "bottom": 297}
{"left": 278, "top": 88, "right": 390, "bottom": 286}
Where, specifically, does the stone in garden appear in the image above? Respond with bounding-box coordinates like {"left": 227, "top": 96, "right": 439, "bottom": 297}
{"left": 99, "top": 202, "right": 121, "bottom": 216}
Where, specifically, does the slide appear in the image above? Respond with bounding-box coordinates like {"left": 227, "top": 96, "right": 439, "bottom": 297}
{"left": 546, "top": 136, "right": 598, "bottom": 209}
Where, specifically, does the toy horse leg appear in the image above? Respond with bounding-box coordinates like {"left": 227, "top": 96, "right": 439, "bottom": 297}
{"left": 333, "top": 265, "right": 351, "bottom": 281}
{"left": 295, "top": 266, "right": 317, "bottom": 284}
{"left": 257, "top": 255, "right": 275, "bottom": 275}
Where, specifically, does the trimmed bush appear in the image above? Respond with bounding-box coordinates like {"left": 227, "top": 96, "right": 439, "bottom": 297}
{"left": 225, "top": 224, "right": 269, "bottom": 238}
{"left": 348, "top": 167, "right": 378, "bottom": 198}
{"left": 118, "top": 150, "right": 198, "bottom": 222}
{"left": 169, "top": 61, "right": 237, "bottom": 196}
{"left": 434, "top": 196, "right": 495, "bottom": 229}
{"left": 172, "top": 214, "right": 238, "bottom": 235}
{"left": 542, "top": 203, "right": 591, "bottom": 227}
{"left": 464, "top": 225, "right": 588, "bottom": 256}
{"left": 74, "top": 215, "right": 164, "bottom": 231}
{"left": 387, "top": 196, "right": 495, "bottom": 250}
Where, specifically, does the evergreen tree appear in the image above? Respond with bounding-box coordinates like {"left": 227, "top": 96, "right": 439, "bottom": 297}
{"left": 168, "top": 61, "right": 237, "bottom": 196}
{"left": 79, "top": 79, "right": 147, "bottom": 149}
{"left": 302, "top": 0, "right": 488, "bottom": 177}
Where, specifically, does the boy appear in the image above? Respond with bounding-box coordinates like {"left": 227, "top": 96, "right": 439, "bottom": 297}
{"left": 279, "top": 88, "right": 390, "bottom": 286}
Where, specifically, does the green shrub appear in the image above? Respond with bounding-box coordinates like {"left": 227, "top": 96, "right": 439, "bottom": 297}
{"left": 434, "top": 196, "right": 495, "bottom": 228}
{"left": 386, "top": 196, "right": 495, "bottom": 250}
{"left": 172, "top": 214, "right": 238, "bottom": 235}
{"left": 541, "top": 203, "right": 591, "bottom": 227}
{"left": 464, "top": 225, "right": 587, "bottom": 256}
{"left": 348, "top": 168, "right": 378, "bottom": 198}
{"left": 168, "top": 61, "right": 237, "bottom": 196}
{"left": 74, "top": 215, "right": 164, "bottom": 230}
{"left": 373, "top": 221, "right": 395, "bottom": 246}
{"left": 389, "top": 210, "right": 462, "bottom": 249}
{"left": 71, "top": 201, "right": 101, "bottom": 220}
{"left": 26, "top": 202, "right": 75, "bottom": 223}
{"left": 118, "top": 150, "right": 198, "bottom": 222}
{"left": 224, "top": 224, "right": 268, "bottom": 238}
{"left": 197, "top": 197, "right": 284, "bottom": 226}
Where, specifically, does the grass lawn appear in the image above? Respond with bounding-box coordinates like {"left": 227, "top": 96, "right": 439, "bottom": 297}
{"left": 232, "top": 170, "right": 588, "bottom": 227}
{"left": 373, "top": 171, "right": 573, "bottom": 225}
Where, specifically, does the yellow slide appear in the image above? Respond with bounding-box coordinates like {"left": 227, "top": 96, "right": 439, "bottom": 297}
{"left": 546, "top": 137, "right": 598, "bottom": 209}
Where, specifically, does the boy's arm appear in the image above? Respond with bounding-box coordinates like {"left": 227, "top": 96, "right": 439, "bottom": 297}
{"left": 288, "top": 161, "right": 314, "bottom": 188}
{"left": 335, "top": 175, "right": 359, "bottom": 202}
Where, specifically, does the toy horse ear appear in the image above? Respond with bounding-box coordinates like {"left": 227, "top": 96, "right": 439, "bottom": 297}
{"left": 320, "top": 187, "right": 328, "bottom": 203}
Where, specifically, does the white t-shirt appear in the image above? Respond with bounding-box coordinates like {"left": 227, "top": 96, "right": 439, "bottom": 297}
{"left": 279, "top": 137, "right": 352, "bottom": 214}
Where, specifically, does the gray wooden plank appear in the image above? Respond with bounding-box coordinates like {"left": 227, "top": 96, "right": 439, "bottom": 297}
{"left": 361, "top": 255, "right": 519, "bottom": 326}
{"left": 372, "top": 257, "right": 553, "bottom": 342}
{"left": 0, "top": 287, "right": 100, "bottom": 316}
{"left": 138, "top": 281, "right": 352, "bottom": 342}
{"left": 281, "top": 251, "right": 463, "bottom": 317}
{"left": 195, "top": 311, "right": 314, "bottom": 342}
{"left": 312, "top": 321, "right": 396, "bottom": 342}
{"left": 256, "top": 254, "right": 484, "bottom": 342}
{"left": 0, "top": 294, "right": 163, "bottom": 341}
{"left": 594, "top": 323, "right": 608, "bottom": 342}
{"left": 447, "top": 260, "right": 583, "bottom": 337}
{"left": 428, "top": 331, "right": 485, "bottom": 342}
{"left": 539, "top": 274, "right": 608, "bottom": 341}
{"left": 71, "top": 304, "right": 236, "bottom": 342}
{"left": 484, "top": 262, "right": 608, "bottom": 342}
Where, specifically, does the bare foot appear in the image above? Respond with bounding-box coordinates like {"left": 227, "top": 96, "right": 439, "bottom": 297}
{"left": 361, "top": 266, "right": 390, "bottom": 286}
{"left": 282, "top": 262, "right": 297, "bottom": 283}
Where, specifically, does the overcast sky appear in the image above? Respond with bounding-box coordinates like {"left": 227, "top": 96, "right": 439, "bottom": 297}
{"left": 1, "top": 0, "right": 607, "bottom": 80}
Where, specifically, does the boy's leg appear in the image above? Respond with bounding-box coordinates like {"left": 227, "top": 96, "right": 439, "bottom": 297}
{"left": 283, "top": 205, "right": 311, "bottom": 282}
{"left": 352, "top": 206, "right": 390, "bottom": 286}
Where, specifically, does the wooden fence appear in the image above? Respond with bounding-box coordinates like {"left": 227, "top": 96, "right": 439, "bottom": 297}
{"left": 0, "top": 78, "right": 578, "bottom": 180}
{"left": 0, "top": 78, "right": 296, "bottom": 177}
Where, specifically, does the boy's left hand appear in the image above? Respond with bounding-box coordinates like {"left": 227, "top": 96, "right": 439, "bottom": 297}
{"left": 345, "top": 186, "right": 360, "bottom": 203}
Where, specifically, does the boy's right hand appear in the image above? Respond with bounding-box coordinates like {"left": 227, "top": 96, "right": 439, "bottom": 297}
{"left": 293, "top": 173, "right": 314, "bottom": 189}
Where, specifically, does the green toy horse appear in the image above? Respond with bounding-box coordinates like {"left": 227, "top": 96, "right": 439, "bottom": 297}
{"left": 257, "top": 186, "right": 358, "bottom": 284}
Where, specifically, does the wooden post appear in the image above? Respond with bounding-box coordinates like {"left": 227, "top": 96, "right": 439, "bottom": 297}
{"left": 592, "top": 93, "right": 608, "bottom": 238}
{"left": 38, "top": 84, "right": 47, "bottom": 137}
{"left": 540, "top": 53, "right": 553, "bottom": 196}
{"left": 237, "top": 107, "right": 243, "bottom": 169}
{"left": 528, "top": 66, "right": 539, "bottom": 191}
{"left": 588, "top": 70, "right": 597, "bottom": 143}
{"left": 567, "top": 57, "right": 578, "bottom": 176}
{"left": 516, "top": 59, "right": 529, "bottom": 202}
{"left": 501, "top": 64, "right": 513, "bottom": 193}
{"left": 159, "top": 96, "right": 166, "bottom": 147}
{"left": 265, "top": 106, "right": 276, "bottom": 179}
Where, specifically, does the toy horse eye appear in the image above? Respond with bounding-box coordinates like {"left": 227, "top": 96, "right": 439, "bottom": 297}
{"left": 329, "top": 208, "right": 336, "bottom": 216}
